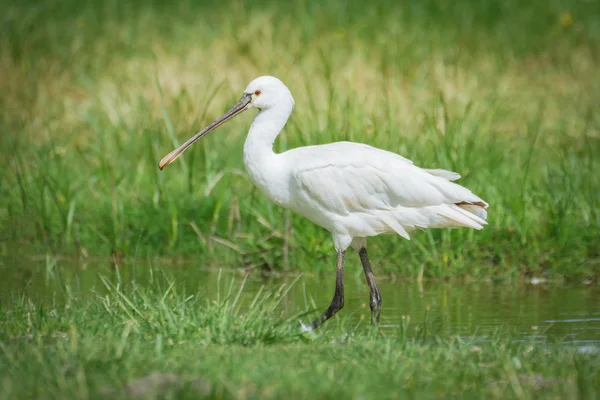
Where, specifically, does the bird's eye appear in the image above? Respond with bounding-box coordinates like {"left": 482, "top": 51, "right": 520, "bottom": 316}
{"left": 254, "top": 90, "right": 261, "bottom": 96}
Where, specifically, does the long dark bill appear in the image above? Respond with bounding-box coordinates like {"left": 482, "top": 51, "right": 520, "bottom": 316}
{"left": 158, "top": 93, "right": 252, "bottom": 170}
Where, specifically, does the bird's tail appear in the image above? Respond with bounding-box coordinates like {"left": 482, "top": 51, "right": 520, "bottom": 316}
{"left": 456, "top": 202, "right": 488, "bottom": 221}
{"left": 427, "top": 202, "right": 488, "bottom": 231}
{"left": 377, "top": 200, "right": 489, "bottom": 240}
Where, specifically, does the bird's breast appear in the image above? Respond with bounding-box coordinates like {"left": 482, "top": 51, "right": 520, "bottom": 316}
{"left": 243, "top": 152, "right": 290, "bottom": 207}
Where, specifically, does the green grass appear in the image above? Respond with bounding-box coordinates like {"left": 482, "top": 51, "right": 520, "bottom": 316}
{"left": 1, "top": 0, "right": 599, "bottom": 279}
{"left": 1, "top": 277, "right": 598, "bottom": 399}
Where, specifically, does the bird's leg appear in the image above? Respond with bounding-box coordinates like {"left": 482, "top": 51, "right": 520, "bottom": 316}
{"left": 358, "top": 247, "right": 382, "bottom": 324}
{"left": 311, "top": 250, "right": 345, "bottom": 330}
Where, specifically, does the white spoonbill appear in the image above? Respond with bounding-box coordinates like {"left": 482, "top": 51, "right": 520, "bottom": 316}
{"left": 159, "top": 76, "right": 488, "bottom": 330}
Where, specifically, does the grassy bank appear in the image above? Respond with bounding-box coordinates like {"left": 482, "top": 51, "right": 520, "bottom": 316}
{"left": 1, "top": 0, "right": 599, "bottom": 279}
{"left": 1, "top": 278, "right": 598, "bottom": 399}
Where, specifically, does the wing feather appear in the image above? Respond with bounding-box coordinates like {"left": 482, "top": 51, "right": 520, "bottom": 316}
{"left": 293, "top": 159, "right": 485, "bottom": 216}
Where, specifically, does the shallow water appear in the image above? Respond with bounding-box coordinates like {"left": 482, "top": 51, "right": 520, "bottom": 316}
{"left": 2, "top": 257, "right": 599, "bottom": 346}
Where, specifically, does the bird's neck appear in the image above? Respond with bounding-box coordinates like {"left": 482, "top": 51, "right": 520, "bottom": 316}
{"left": 243, "top": 103, "right": 292, "bottom": 162}
{"left": 243, "top": 103, "right": 293, "bottom": 198}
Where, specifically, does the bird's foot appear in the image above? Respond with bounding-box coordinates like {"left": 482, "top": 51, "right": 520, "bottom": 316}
{"left": 299, "top": 320, "right": 314, "bottom": 333}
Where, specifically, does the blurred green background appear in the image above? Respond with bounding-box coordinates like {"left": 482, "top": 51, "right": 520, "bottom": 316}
{"left": 1, "top": 0, "right": 599, "bottom": 279}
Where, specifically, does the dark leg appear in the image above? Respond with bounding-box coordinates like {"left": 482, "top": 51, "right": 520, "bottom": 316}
{"left": 311, "top": 250, "right": 345, "bottom": 330}
{"left": 358, "top": 247, "right": 382, "bottom": 324}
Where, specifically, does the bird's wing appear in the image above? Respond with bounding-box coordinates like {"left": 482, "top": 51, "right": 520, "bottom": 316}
{"left": 291, "top": 144, "right": 485, "bottom": 216}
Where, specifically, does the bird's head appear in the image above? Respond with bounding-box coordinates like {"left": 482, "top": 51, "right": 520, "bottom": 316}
{"left": 243, "top": 76, "right": 295, "bottom": 111}
{"left": 158, "top": 75, "right": 293, "bottom": 170}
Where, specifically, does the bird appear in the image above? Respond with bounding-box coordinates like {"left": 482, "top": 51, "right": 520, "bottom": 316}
{"left": 159, "top": 76, "right": 488, "bottom": 330}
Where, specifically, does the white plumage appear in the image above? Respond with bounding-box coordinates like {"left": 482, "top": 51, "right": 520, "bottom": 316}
{"left": 159, "top": 75, "right": 489, "bottom": 329}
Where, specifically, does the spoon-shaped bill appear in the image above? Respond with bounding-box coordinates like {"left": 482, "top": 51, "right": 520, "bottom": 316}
{"left": 158, "top": 93, "right": 252, "bottom": 170}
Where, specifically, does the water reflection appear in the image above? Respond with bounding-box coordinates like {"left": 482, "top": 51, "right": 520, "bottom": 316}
{"left": 1, "top": 257, "right": 599, "bottom": 345}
